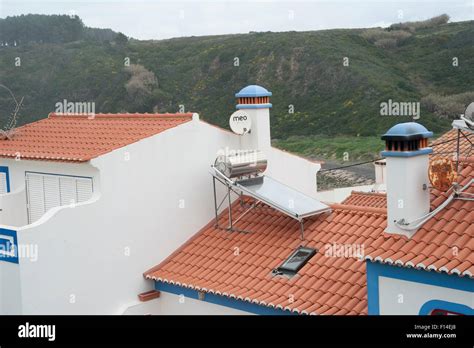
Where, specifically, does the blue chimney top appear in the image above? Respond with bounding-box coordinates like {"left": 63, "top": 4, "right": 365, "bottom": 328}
{"left": 235, "top": 85, "right": 272, "bottom": 110}
{"left": 381, "top": 122, "right": 433, "bottom": 141}
{"left": 381, "top": 122, "right": 433, "bottom": 158}
{"left": 235, "top": 85, "right": 272, "bottom": 98}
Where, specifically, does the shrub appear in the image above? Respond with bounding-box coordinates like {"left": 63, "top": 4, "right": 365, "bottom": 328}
{"left": 390, "top": 14, "right": 450, "bottom": 32}
{"left": 360, "top": 28, "right": 412, "bottom": 48}
{"left": 421, "top": 91, "right": 474, "bottom": 119}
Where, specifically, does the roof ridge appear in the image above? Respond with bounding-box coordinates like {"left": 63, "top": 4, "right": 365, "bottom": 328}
{"left": 48, "top": 112, "right": 194, "bottom": 119}
{"left": 349, "top": 190, "right": 386, "bottom": 197}
{"left": 330, "top": 203, "right": 387, "bottom": 215}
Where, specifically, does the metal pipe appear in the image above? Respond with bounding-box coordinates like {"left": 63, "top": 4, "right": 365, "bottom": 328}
{"left": 212, "top": 176, "right": 218, "bottom": 227}
{"left": 227, "top": 186, "right": 233, "bottom": 230}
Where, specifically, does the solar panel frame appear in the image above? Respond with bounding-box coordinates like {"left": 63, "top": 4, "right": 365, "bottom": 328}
{"left": 235, "top": 175, "right": 331, "bottom": 220}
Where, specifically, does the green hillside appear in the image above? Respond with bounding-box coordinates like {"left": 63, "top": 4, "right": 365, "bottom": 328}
{"left": 0, "top": 14, "right": 473, "bottom": 140}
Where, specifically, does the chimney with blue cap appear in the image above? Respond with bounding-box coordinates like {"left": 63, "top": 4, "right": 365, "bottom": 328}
{"left": 235, "top": 85, "right": 272, "bottom": 150}
{"left": 381, "top": 122, "right": 433, "bottom": 237}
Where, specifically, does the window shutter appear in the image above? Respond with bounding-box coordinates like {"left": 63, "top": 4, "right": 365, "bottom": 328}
{"left": 26, "top": 173, "right": 93, "bottom": 224}
{"left": 59, "top": 176, "right": 76, "bottom": 206}
{"left": 26, "top": 173, "right": 46, "bottom": 224}
{"left": 43, "top": 175, "right": 60, "bottom": 211}
{"left": 76, "top": 178, "right": 93, "bottom": 203}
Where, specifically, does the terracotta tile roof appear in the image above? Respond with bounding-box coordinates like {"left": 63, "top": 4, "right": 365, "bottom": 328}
{"left": 145, "top": 202, "right": 379, "bottom": 315}
{"left": 0, "top": 113, "right": 193, "bottom": 162}
{"left": 341, "top": 191, "right": 386, "bottom": 208}
{"left": 431, "top": 128, "right": 473, "bottom": 160}
{"left": 145, "top": 131, "right": 473, "bottom": 315}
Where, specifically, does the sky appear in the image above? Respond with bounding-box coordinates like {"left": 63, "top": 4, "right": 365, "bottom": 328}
{"left": 0, "top": 0, "right": 473, "bottom": 40}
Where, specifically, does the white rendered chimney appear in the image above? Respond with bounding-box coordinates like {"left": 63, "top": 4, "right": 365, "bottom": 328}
{"left": 373, "top": 159, "right": 387, "bottom": 192}
{"left": 235, "top": 85, "right": 272, "bottom": 152}
{"left": 381, "top": 122, "right": 433, "bottom": 238}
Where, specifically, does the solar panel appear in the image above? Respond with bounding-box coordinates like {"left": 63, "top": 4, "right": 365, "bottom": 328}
{"left": 235, "top": 175, "right": 331, "bottom": 219}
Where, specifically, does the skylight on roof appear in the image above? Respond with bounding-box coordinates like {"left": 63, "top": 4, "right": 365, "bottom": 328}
{"left": 275, "top": 246, "right": 316, "bottom": 275}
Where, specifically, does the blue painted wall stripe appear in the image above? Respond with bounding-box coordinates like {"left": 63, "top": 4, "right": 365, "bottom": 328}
{"left": 155, "top": 281, "right": 295, "bottom": 315}
{"left": 419, "top": 300, "right": 474, "bottom": 315}
{"left": 0, "top": 166, "right": 10, "bottom": 193}
{"left": 366, "top": 261, "right": 474, "bottom": 315}
{"left": 0, "top": 227, "right": 19, "bottom": 264}
{"left": 236, "top": 103, "right": 272, "bottom": 110}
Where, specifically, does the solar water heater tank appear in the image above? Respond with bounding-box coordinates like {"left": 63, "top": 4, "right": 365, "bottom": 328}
{"left": 214, "top": 150, "right": 267, "bottom": 178}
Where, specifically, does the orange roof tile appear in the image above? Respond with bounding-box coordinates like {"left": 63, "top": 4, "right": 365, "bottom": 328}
{"left": 431, "top": 128, "right": 473, "bottom": 160}
{"left": 0, "top": 113, "right": 193, "bottom": 162}
{"left": 145, "top": 130, "right": 473, "bottom": 315}
{"left": 341, "top": 191, "right": 386, "bottom": 208}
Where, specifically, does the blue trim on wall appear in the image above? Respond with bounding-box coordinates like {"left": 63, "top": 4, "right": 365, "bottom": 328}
{"left": 236, "top": 103, "right": 272, "bottom": 110}
{"left": 419, "top": 300, "right": 474, "bottom": 315}
{"left": 155, "top": 281, "right": 295, "bottom": 315}
{"left": 366, "top": 261, "right": 474, "bottom": 315}
{"left": 381, "top": 148, "right": 433, "bottom": 158}
{"left": 0, "top": 166, "right": 11, "bottom": 193}
{"left": 0, "top": 228, "right": 19, "bottom": 264}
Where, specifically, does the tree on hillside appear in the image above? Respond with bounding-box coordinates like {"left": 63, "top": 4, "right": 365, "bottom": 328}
{"left": 115, "top": 32, "right": 128, "bottom": 45}
{"left": 125, "top": 64, "right": 158, "bottom": 109}
{"left": 0, "top": 14, "right": 84, "bottom": 46}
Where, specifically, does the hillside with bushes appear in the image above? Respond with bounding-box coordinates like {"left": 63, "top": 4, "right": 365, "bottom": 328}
{"left": 0, "top": 14, "right": 473, "bottom": 141}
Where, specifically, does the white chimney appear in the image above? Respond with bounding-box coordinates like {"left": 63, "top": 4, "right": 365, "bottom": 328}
{"left": 235, "top": 85, "right": 272, "bottom": 151}
{"left": 381, "top": 122, "right": 433, "bottom": 238}
{"left": 373, "top": 159, "right": 386, "bottom": 192}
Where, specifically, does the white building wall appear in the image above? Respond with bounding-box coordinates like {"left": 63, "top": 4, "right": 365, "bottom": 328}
{"left": 266, "top": 148, "right": 321, "bottom": 199}
{"left": 315, "top": 184, "right": 374, "bottom": 203}
{"left": 0, "top": 261, "right": 22, "bottom": 314}
{"left": 8, "top": 119, "right": 240, "bottom": 314}
{"left": 123, "top": 292, "right": 250, "bottom": 315}
{"left": 378, "top": 276, "right": 473, "bottom": 315}
{"left": 0, "top": 188, "right": 27, "bottom": 227}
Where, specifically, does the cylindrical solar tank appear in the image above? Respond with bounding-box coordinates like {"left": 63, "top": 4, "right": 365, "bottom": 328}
{"left": 215, "top": 150, "right": 267, "bottom": 178}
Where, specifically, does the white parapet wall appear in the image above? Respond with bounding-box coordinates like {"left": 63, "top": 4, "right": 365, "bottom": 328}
{"left": 266, "top": 147, "right": 321, "bottom": 199}
{"left": 315, "top": 184, "right": 375, "bottom": 204}
{"left": 123, "top": 292, "right": 250, "bottom": 315}
{"left": 0, "top": 187, "right": 27, "bottom": 227}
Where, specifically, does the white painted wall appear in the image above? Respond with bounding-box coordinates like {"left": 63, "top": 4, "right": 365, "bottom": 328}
{"left": 123, "top": 292, "right": 250, "bottom": 315}
{"left": 315, "top": 184, "right": 374, "bottom": 204}
{"left": 240, "top": 108, "right": 271, "bottom": 152}
{"left": 378, "top": 276, "right": 473, "bottom": 315}
{"left": 6, "top": 119, "right": 240, "bottom": 314}
{"left": 0, "top": 261, "right": 22, "bottom": 314}
{"left": 385, "top": 155, "right": 431, "bottom": 237}
{"left": 266, "top": 148, "right": 321, "bottom": 199}
{"left": 0, "top": 187, "right": 27, "bottom": 227}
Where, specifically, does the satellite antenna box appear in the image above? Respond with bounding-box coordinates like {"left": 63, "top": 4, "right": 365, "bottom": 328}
{"left": 229, "top": 110, "right": 251, "bottom": 135}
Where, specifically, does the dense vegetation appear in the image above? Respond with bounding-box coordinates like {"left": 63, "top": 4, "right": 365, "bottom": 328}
{"left": 0, "top": 14, "right": 473, "bottom": 141}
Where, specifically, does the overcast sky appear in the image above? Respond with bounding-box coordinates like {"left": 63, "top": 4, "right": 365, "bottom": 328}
{"left": 0, "top": 0, "right": 472, "bottom": 40}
